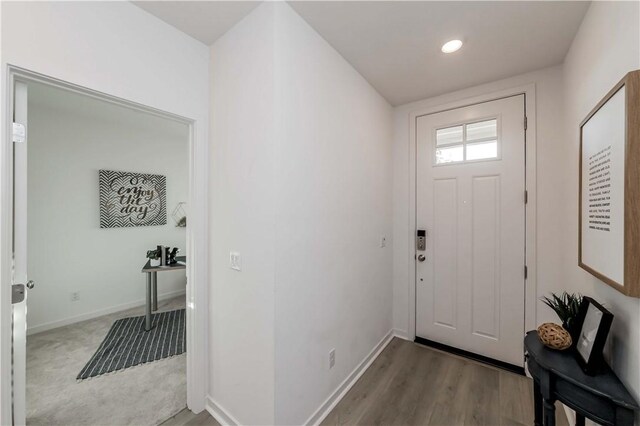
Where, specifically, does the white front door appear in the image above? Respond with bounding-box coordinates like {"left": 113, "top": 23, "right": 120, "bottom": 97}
{"left": 415, "top": 95, "right": 526, "bottom": 367}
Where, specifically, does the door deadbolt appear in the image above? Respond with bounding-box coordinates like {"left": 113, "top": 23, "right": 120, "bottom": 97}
{"left": 416, "top": 229, "right": 426, "bottom": 251}
{"left": 417, "top": 254, "right": 426, "bottom": 262}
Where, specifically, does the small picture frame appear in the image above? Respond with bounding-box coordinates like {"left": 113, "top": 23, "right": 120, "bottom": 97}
{"left": 574, "top": 297, "right": 613, "bottom": 375}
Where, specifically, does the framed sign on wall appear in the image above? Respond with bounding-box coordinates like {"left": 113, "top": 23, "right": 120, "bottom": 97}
{"left": 579, "top": 70, "right": 640, "bottom": 297}
{"left": 99, "top": 169, "right": 167, "bottom": 228}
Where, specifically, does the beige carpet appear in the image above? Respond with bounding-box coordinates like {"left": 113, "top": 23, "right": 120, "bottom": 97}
{"left": 27, "top": 296, "right": 186, "bottom": 426}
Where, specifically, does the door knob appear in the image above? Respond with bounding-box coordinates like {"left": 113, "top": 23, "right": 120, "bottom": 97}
{"left": 26, "top": 280, "right": 35, "bottom": 289}
{"left": 417, "top": 254, "right": 426, "bottom": 262}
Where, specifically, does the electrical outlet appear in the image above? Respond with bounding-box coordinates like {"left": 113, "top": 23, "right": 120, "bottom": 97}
{"left": 380, "top": 236, "right": 387, "bottom": 248}
{"left": 230, "top": 251, "right": 241, "bottom": 271}
{"left": 71, "top": 292, "right": 80, "bottom": 302}
{"left": 329, "top": 348, "right": 336, "bottom": 369}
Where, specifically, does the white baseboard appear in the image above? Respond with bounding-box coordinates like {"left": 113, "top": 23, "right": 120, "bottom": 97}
{"left": 27, "top": 289, "right": 186, "bottom": 335}
{"left": 206, "top": 395, "right": 241, "bottom": 426}
{"left": 204, "top": 330, "right": 395, "bottom": 426}
{"left": 304, "top": 329, "right": 395, "bottom": 426}
{"left": 392, "top": 328, "right": 410, "bottom": 340}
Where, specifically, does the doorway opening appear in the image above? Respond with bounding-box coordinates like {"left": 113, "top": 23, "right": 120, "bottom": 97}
{"left": 25, "top": 81, "right": 188, "bottom": 424}
{"left": 4, "top": 67, "right": 208, "bottom": 426}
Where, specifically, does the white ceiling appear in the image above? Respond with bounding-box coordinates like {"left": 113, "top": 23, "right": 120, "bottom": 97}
{"left": 134, "top": 1, "right": 590, "bottom": 106}
{"left": 133, "top": 1, "right": 261, "bottom": 45}
{"left": 289, "top": 1, "right": 589, "bottom": 105}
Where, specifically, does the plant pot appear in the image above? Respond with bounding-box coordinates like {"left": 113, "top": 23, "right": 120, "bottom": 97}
{"left": 562, "top": 322, "right": 579, "bottom": 348}
{"left": 149, "top": 258, "right": 161, "bottom": 267}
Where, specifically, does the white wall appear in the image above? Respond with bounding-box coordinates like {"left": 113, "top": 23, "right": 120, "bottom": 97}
{"left": 209, "top": 3, "right": 277, "bottom": 424}
{"left": 392, "top": 65, "right": 565, "bottom": 337}
{"left": 0, "top": 2, "right": 209, "bottom": 121}
{"left": 393, "top": 1, "right": 640, "bottom": 419}
{"left": 561, "top": 0, "right": 640, "bottom": 407}
{"left": 27, "top": 87, "right": 188, "bottom": 333}
{"left": 273, "top": 4, "right": 393, "bottom": 425}
{"left": 1, "top": 2, "right": 209, "bottom": 418}
{"left": 209, "top": 3, "right": 393, "bottom": 424}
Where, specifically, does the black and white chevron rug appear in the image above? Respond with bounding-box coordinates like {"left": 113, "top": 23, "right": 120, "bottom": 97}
{"left": 77, "top": 309, "right": 186, "bottom": 380}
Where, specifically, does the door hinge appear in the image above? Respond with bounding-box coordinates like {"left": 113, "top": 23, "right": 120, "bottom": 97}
{"left": 524, "top": 116, "right": 528, "bottom": 131}
{"left": 12, "top": 122, "right": 26, "bottom": 143}
{"left": 12, "top": 284, "right": 25, "bottom": 304}
{"left": 524, "top": 265, "right": 528, "bottom": 280}
{"left": 524, "top": 190, "right": 528, "bottom": 204}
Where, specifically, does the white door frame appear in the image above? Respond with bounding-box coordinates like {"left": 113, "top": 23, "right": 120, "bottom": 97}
{"left": 408, "top": 83, "right": 537, "bottom": 346}
{"left": 0, "top": 65, "right": 209, "bottom": 423}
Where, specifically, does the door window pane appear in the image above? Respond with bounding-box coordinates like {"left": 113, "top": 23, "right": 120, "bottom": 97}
{"left": 436, "top": 145, "right": 464, "bottom": 164}
{"left": 466, "top": 119, "right": 497, "bottom": 141}
{"left": 466, "top": 141, "right": 498, "bottom": 161}
{"left": 436, "top": 125, "right": 463, "bottom": 146}
{"left": 433, "top": 117, "right": 500, "bottom": 165}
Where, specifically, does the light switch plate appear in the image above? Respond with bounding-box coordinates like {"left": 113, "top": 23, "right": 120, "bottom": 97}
{"left": 230, "top": 251, "right": 241, "bottom": 271}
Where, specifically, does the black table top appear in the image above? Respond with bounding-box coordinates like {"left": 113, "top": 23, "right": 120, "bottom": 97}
{"left": 524, "top": 331, "right": 639, "bottom": 410}
{"left": 141, "top": 255, "right": 187, "bottom": 273}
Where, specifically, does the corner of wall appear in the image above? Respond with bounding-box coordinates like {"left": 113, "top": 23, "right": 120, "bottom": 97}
{"left": 208, "top": 2, "right": 278, "bottom": 424}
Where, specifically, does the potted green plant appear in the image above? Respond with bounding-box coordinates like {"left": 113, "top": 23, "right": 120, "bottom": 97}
{"left": 541, "top": 292, "right": 583, "bottom": 344}
{"left": 146, "top": 249, "right": 161, "bottom": 267}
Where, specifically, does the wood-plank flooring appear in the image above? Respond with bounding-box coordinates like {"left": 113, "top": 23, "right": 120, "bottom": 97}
{"left": 322, "top": 338, "right": 568, "bottom": 426}
{"left": 162, "top": 337, "right": 567, "bottom": 426}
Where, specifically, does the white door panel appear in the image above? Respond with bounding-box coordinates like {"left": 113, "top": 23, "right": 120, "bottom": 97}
{"left": 432, "top": 178, "right": 458, "bottom": 329}
{"left": 12, "top": 80, "right": 28, "bottom": 426}
{"left": 416, "top": 95, "right": 525, "bottom": 367}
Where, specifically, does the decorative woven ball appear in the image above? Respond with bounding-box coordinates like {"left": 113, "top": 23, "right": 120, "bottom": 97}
{"left": 537, "top": 323, "right": 572, "bottom": 350}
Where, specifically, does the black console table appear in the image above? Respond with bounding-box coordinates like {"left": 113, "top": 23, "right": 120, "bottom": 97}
{"left": 524, "top": 331, "right": 638, "bottom": 426}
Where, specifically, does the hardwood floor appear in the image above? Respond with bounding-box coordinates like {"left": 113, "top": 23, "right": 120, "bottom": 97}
{"left": 321, "top": 337, "right": 568, "bottom": 426}
{"left": 161, "top": 337, "right": 568, "bottom": 426}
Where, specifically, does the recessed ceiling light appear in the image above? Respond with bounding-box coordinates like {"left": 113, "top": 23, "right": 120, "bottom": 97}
{"left": 441, "top": 39, "right": 463, "bottom": 54}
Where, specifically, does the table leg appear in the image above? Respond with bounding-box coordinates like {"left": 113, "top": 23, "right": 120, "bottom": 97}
{"left": 533, "top": 381, "right": 543, "bottom": 426}
{"left": 543, "top": 398, "right": 556, "bottom": 426}
{"left": 145, "top": 272, "right": 153, "bottom": 331}
{"left": 152, "top": 271, "right": 158, "bottom": 311}
{"left": 575, "top": 413, "right": 585, "bottom": 426}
